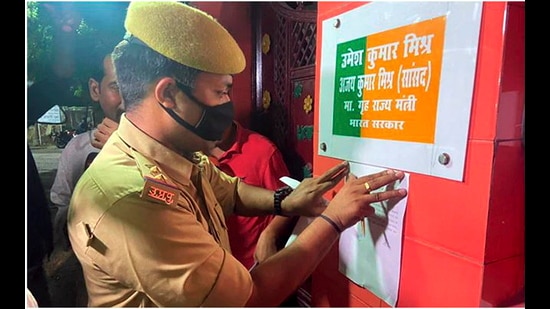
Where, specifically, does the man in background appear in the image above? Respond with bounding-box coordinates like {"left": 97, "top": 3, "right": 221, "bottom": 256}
{"left": 207, "top": 120, "right": 301, "bottom": 306}
{"left": 47, "top": 47, "right": 122, "bottom": 307}
{"left": 50, "top": 49, "right": 122, "bottom": 247}
{"left": 207, "top": 120, "right": 299, "bottom": 269}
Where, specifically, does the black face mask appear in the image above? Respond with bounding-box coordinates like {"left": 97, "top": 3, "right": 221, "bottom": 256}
{"left": 159, "top": 82, "right": 234, "bottom": 141}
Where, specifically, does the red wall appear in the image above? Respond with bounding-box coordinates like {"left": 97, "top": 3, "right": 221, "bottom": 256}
{"left": 481, "top": 2, "right": 525, "bottom": 306}
{"left": 195, "top": 2, "right": 524, "bottom": 306}
{"left": 312, "top": 2, "right": 524, "bottom": 307}
{"left": 192, "top": 2, "right": 254, "bottom": 128}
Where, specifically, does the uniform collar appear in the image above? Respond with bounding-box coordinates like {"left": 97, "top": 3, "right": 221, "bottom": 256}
{"left": 116, "top": 115, "right": 196, "bottom": 186}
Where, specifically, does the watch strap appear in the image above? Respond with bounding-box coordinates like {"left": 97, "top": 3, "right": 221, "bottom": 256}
{"left": 273, "top": 186, "right": 293, "bottom": 215}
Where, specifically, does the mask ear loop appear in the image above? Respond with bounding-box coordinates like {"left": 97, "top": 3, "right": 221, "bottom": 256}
{"left": 157, "top": 101, "right": 205, "bottom": 131}
{"left": 175, "top": 81, "right": 207, "bottom": 106}
{"left": 173, "top": 80, "right": 207, "bottom": 127}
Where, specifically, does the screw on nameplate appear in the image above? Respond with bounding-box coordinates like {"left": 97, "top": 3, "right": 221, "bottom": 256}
{"left": 438, "top": 153, "right": 451, "bottom": 165}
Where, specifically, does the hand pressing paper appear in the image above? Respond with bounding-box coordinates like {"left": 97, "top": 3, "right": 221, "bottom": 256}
{"left": 281, "top": 165, "right": 409, "bottom": 308}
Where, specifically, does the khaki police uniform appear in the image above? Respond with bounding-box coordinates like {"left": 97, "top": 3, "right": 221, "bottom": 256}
{"left": 68, "top": 116, "right": 253, "bottom": 306}
{"left": 67, "top": 2, "right": 252, "bottom": 306}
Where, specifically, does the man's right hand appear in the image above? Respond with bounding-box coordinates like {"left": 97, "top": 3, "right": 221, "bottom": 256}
{"left": 91, "top": 117, "right": 119, "bottom": 149}
{"left": 283, "top": 161, "right": 407, "bottom": 230}
{"left": 323, "top": 169, "right": 407, "bottom": 231}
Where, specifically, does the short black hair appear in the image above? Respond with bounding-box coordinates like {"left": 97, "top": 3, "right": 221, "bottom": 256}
{"left": 111, "top": 38, "right": 200, "bottom": 112}
{"left": 88, "top": 44, "right": 115, "bottom": 82}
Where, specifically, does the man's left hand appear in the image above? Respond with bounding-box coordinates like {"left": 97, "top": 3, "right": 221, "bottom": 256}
{"left": 91, "top": 117, "right": 119, "bottom": 149}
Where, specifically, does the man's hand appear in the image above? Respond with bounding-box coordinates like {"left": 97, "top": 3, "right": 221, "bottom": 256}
{"left": 282, "top": 161, "right": 350, "bottom": 217}
{"left": 91, "top": 117, "right": 119, "bottom": 149}
{"left": 254, "top": 216, "right": 299, "bottom": 264}
{"left": 254, "top": 230, "right": 278, "bottom": 265}
{"left": 323, "top": 169, "right": 407, "bottom": 231}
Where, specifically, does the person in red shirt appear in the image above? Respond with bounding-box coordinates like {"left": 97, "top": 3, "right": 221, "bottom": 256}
{"left": 207, "top": 120, "right": 298, "bottom": 269}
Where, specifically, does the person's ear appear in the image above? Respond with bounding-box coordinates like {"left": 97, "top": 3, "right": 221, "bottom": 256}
{"left": 88, "top": 78, "right": 101, "bottom": 102}
{"left": 154, "top": 77, "right": 179, "bottom": 109}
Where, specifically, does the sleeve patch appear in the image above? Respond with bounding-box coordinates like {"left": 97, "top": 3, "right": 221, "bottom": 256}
{"left": 141, "top": 176, "right": 179, "bottom": 206}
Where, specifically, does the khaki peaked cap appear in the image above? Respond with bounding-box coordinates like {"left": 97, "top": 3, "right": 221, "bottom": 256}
{"left": 125, "top": 1, "right": 245, "bottom": 74}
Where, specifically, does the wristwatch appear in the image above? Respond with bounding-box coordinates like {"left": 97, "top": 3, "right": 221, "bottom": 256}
{"left": 273, "top": 186, "right": 293, "bottom": 216}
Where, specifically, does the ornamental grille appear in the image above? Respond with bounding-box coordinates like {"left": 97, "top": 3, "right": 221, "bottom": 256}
{"left": 291, "top": 21, "right": 316, "bottom": 68}
{"left": 272, "top": 8, "right": 316, "bottom": 151}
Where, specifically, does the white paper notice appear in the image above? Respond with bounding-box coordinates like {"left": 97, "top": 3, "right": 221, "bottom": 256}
{"left": 339, "top": 162, "right": 409, "bottom": 307}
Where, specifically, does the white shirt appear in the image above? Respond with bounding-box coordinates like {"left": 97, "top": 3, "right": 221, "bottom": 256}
{"left": 50, "top": 130, "right": 99, "bottom": 206}
{"left": 26, "top": 288, "right": 38, "bottom": 307}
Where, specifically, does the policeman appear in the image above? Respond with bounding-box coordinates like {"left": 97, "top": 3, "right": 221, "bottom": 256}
{"left": 67, "top": 1, "right": 407, "bottom": 307}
